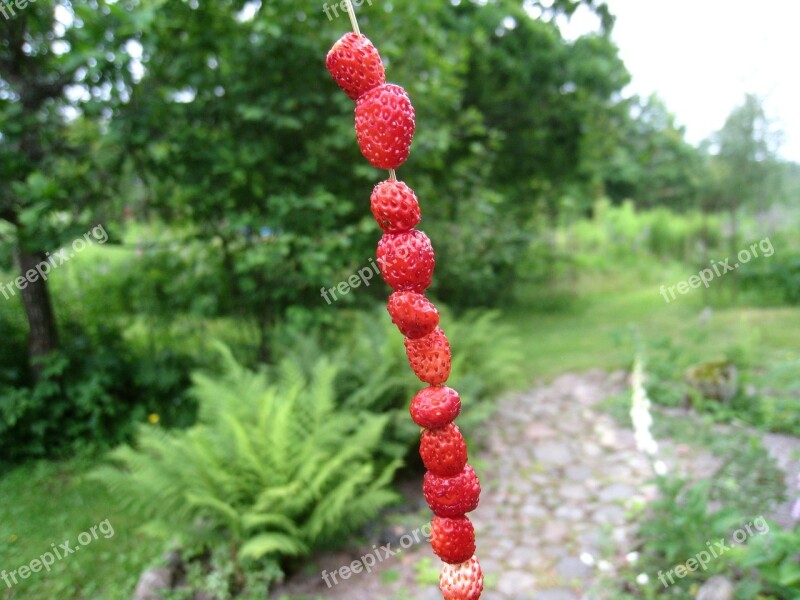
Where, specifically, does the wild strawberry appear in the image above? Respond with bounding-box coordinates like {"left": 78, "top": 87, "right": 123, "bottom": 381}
{"left": 326, "top": 33, "right": 385, "bottom": 100}
{"left": 423, "top": 465, "right": 481, "bottom": 518}
{"left": 430, "top": 516, "right": 476, "bottom": 565}
{"left": 377, "top": 230, "right": 434, "bottom": 293}
{"left": 410, "top": 386, "right": 461, "bottom": 429}
{"left": 371, "top": 180, "right": 421, "bottom": 233}
{"left": 420, "top": 423, "right": 468, "bottom": 477}
{"left": 355, "top": 83, "right": 415, "bottom": 170}
{"left": 404, "top": 327, "right": 451, "bottom": 385}
{"left": 387, "top": 291, "right": 439, "bottom": 339}
{"left": 439, "top": 556, "right": 484, "bottom": 600}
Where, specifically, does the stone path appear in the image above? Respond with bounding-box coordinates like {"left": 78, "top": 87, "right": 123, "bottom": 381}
{"left": 271, "top": 370, "right": 793, "bottom": 600}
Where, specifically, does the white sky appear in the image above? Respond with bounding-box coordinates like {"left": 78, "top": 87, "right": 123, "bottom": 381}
{"left": 558, "top": 0, "right": 800, "bottom": 162}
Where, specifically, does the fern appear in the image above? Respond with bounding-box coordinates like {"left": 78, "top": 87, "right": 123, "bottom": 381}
{"left": 90, "top": 346, "right": 401, "bottom": 570}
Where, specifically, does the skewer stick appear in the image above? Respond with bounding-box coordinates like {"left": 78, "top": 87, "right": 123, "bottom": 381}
{"left": 343, "top": 0, "right": 360, "bottom": 35}
{"left": 343, "top": 0, "right": 398, "bottom": 180}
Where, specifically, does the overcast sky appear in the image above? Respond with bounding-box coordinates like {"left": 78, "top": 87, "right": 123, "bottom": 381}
{"left": 558, "top": 0, "right": 800, "bottom": 162}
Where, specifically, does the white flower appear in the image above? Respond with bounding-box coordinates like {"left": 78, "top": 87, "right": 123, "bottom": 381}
{"left": 630, "top": 357, "right": 665, "bottom": 474}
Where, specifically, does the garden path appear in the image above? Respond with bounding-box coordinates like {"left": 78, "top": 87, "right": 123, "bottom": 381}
{"left": 271, "top": 370, "right": 787, "bottom": 600}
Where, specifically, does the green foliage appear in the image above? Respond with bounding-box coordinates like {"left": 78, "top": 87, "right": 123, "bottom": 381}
{"left": 91, "top": 344, "right": 401, "bottom": 586}
{"left": 564, "top": 200, "right": 726, "bottom": 268}
{"left": 412, "top": 556, "right": 441, "bottom": 587}
{"left": 428, "top": 191, "right": 531, "bottom": 307}
{"left": 637, "top": 477, "right": 741, "bottom": 579}
{"left": 0, "top": 302, "right": 196, "bottom": 463}
{"left": 257, "top": 306, "right": 527, "bottom": 473}
{"left": 638, "top": 326, "right": 800, "bottom": 437}
{"left": 162, "top": 547, "right": 285, "bottom": 600}
{"left": 713, "top": 94, "right": 783, "bottom": 214}
{"left": 277, "top": 306, "right": 526, "bottom": 457}
{"left": 611, "top": 475, "right": 793, "bottom": 598}
{"left": 605, "top": 95, "right": 708, "bottom": 209}
{"left": 605, "top": 390, "right": 786, "bottom": 519}
{"left": 737, "top": 231, "right": 800, "bottom": 305}
{"left": 0, "top": 324, "right": 145, "bottom": 463}
{"left": 729, "top": 524, "right": 800, "bottom": 598}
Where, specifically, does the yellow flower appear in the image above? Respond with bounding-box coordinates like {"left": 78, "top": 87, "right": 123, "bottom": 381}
{"left": 148, "top": 413, "right": 160, "bottom": 425}
{"left": 9, "top": 534, "right": 17, "bottom": 543}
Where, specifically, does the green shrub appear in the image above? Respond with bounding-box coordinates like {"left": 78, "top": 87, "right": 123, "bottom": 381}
{"left": 426, "top": 192, "right": 531, "bottom": 308}
{"left": 276, "top": 306, "right": 526, "bottom": 457}
{"left": 737, "top": 233, "right": 800, "bottom": 305}
{"left": 91, "top": 345, "right": 401, "bottom": 589}
{"left": 729, "top": 523, "right": 800, "bottom": 598}
{"left": 0, "top": 319, "right": 195, "bottom": 464}
{"left": 0, "top": 324, "right": 143, "bottom": 463}
{"left": 561, "top": 201, "right": 727, "bottom": 270}
{"left": 637, "top": 477, "right": 742, "bottom": 580}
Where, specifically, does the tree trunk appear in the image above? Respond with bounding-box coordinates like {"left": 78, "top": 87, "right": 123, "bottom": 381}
{"left": 16, "top": 249, "right": 59, "bottom": 379}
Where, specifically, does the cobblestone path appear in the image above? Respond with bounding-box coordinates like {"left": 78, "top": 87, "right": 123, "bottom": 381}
{"left": 271, "top": 370, "right": 795, "bottom": 600}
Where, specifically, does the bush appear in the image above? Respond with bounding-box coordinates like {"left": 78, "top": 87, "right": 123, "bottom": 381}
{"left": 0, "top": 324, "right": 143, "bottom": 463}
{"left": 91, "top": 345, "right": 401, "bottom": 592}
{"left": 425, "top": 191, "right": 531, "bottom": 308}
{"left": 737, "top": 232, "right": 800, "bottom": 305}
{"left": 275, "top": 306, "right": 526, "bottom": 458}
{"left": 0, "top": 318, "right": 196, "bottom": 465}
{"left": 729, "top": 524, "right": 800, "bottom": 597}
{"left": 561, "top": 200, "right": 726, "bottom": 270}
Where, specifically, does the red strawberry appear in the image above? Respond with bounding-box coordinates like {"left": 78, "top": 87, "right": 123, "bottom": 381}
{"left": 410, "top": 386, "right": 461, "bottom": 428}
{"left": 431, "top": 516, "right": 476, "bottom": 564}
{"left": 355, "top": 83, "right": 415, "bottom": 170}
{"left": 423, "top": 465, "right": 481, "bottom": 518}
{"left": 387, "top": 291, "right": 439, "bottom": 339}
{"left": 371, "top": 180, "right": 421, "bottom": 233}
{"left": 377, "top": 230, "right": 434, "bottom": 293}
{"left": 404, "top": 326, "right": 451, "bottom": 385}
{"left": 326, "top": 33, "right": 385, "bottom": 100}
{"left": 420, "top": 423, "right": 468, "bottom": 477}
{"left": 439, "top": 556, "right": 484, "bottom": 600}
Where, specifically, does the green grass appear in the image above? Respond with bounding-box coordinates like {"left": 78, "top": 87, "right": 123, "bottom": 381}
{"left": 0, "top": 457, "right": 163, "bottom": 599}
{"left": 503, "top": 264, "right": 800, "bottom": 381}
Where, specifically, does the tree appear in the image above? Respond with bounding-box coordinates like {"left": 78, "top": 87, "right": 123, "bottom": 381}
{"left": 712, "top": 94, "right": 781, "bottom": 263}
{"left": 0, "top": 0, "right": 144, "bottom": 377}
{"left": 604, "top": 95, "right": 706, "bottom": 210}
{"left": 714, "top": 93, "right": 781, "bottom": 214}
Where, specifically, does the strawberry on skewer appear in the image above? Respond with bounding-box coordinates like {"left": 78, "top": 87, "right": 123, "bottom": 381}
{"left": 325, "top": 3, "right": 484, "bottom": 598}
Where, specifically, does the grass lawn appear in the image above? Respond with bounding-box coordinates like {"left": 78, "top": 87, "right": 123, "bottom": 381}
{"left": 504, "top": 264, "right": 800, "bottom": 382}
{"left": 0, "top": 458, "right": 163, "bottom": 599}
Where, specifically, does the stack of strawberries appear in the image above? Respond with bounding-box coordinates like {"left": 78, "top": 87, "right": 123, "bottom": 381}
{"left": 326, "top": 32, "right": 484, "bottom": 600}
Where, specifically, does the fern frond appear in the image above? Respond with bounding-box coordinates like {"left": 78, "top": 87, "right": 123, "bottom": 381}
{"left": 239, "top": 533, "right": 308, "bottom": 560}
